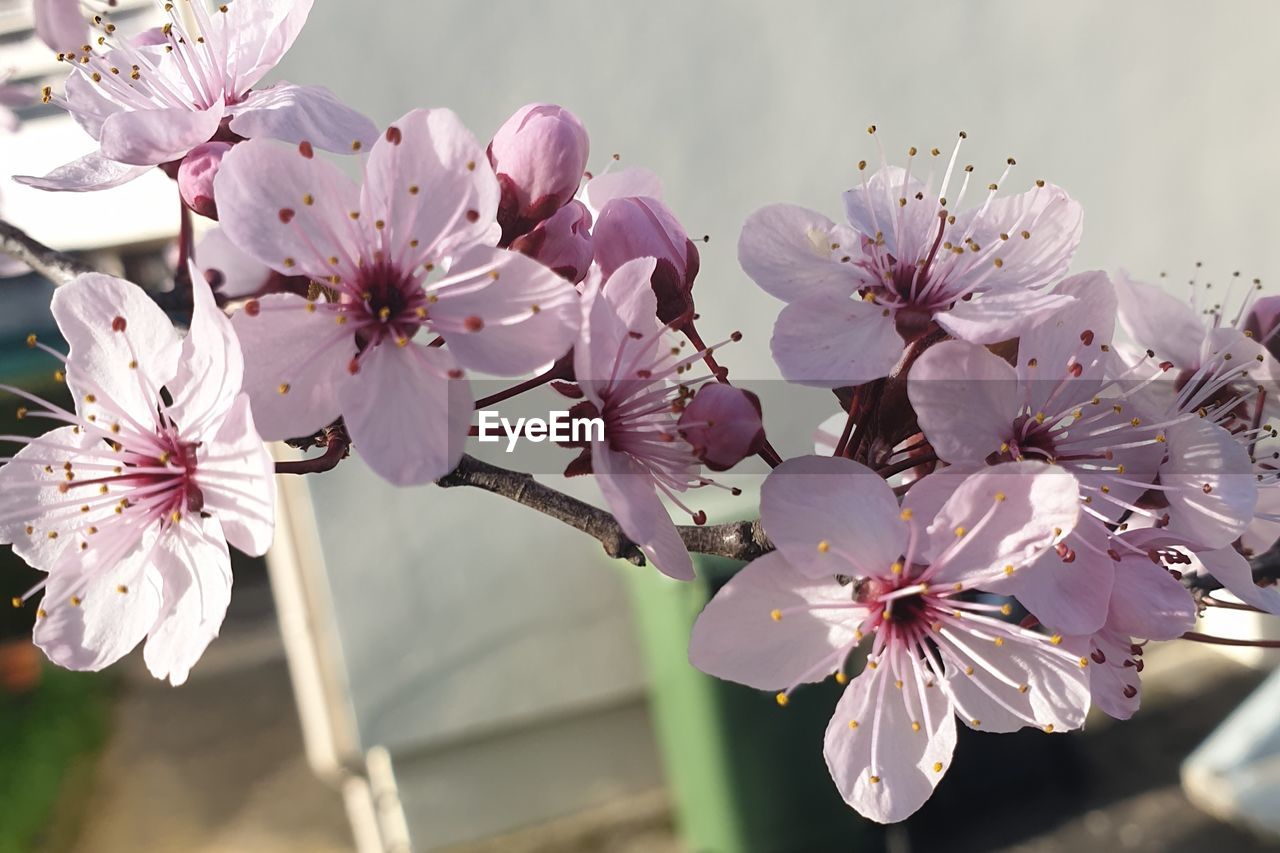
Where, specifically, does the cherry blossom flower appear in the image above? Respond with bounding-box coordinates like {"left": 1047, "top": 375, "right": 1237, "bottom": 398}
{"left": 740, "top": 136, "right": 1082, "bottom": 386}
{"left": 216, "top": 109, "right": 581, "bottom": 485}
{"left": 572, "top": 257, "right": 753, "bottom": 579}
{"left": 908, "top": 272, "right": 1172, "bottom": 634}
{"left": 488, "top": 103, "right": 590, "bottom": 241}
{"left": 690, "top": 456, "right": 1088, "bottom": 823}
{"left": 17, "top": 0, "right": 376, "bottom": 192}
{"left": 0, "top": 272, "right": 275, "bottom": 685}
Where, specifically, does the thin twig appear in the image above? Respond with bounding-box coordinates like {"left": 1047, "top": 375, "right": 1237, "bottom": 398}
{"left": 436, "top": 453, "right": 772, "bottom": 565}
{"left": 0, "top": 218, "right": 96, "bottom": 285}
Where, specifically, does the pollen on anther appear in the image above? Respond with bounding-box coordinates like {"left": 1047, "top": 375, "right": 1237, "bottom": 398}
{"left": 848, "top": 719, "right": 859, "bottom": 730}
{"left": 954, "top": 526, "right": 966, "bottom": 538}
{"left": 278, "top": 383, "right": 291, "bottom": 395}
{"left": 835, "top": 671, "right": 848, "bottom": 685}
{"left": 933, "top": 762, "right": 943, "bottom": 773}
{"left": 1043, "top": 724, "right": 1055, "bottom": 733}
{"left": 900, "top": 509, "right": 913, "bottom": 521}
{"left": 775, "top": 692, "right": 789, "bottom": 707}
{"left": 868, "top": 775, "right": 880, "bottom": 784}
{"left": 993, "top": 636, "right": 1005, "bottom": 647}
{"left": 911, "top": 721, "right": 921, "bottom": 732}
{"left": 70, "top": 596, "right": 82, "bottom": 607}
{"left": 890, "top": 561, "right": 903, "bottom": 575}
{"left": 770, "top": 608, "right": 782, "bottom": 622}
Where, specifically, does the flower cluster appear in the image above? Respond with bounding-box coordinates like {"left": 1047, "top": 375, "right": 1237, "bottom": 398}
{"left": 2, "top": 0, "right": 1278, "bottom": 832}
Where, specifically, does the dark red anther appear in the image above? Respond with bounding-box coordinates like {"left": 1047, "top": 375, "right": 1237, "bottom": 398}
{"left": 1068, "top": 362, "right": 1083, "bottom": 377}
{"left": 1091, "top": 648, "right": 1107, "bottom": 664}
{"left": 463, "top": 315, "right": 484, "bottom": 332}
{"left": 347, "top": 357, "right": 361, "bottom": 375}
{"left": 278, "top": 208, "right": 295, "bottom": 224}
{"left": 1055, "top": 542, "right": 1075, "bottom": 563}
{"left": 1202, "top": 483, "right": 1213, "bottom": 494}
{"left": 185, "top": 481, "right": 205, "bottom": 514}
{"left": 1122, "top": 685, "right": 1138, "bottom": 699}
{"left": 385, "top": 126, "right": 402, "bottom": 145}
{"left": 244, "top": 299, "right": 261, "bottom": 317}
{"left": 298, "top": 141, "right": 314, "bottom": 159}
{"left": 112, "top": 316, "right": 127, "bottom": 332}
{"left": 1160, "top": 361, "right": 1174, "bottom": 372}
{"left": 1080, "top": 330, "right": 1094, "bottom": 346}
{"left": 692, "top": 510, "right": 707, "bottom": 526}
{"left": 1107, "top": 549, "right": 1121, "bottom": 561}
{"left": 465, "top": 209, "right": 480, "bottom": 223}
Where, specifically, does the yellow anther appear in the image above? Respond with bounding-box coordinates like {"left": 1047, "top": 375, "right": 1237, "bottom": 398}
{"left": 932, "top": 762, "right": 943, "bottom": 773}
{"left": 278, "top": 383, "right": 291, "bottom": 395}
{"left": 1034, "top": 412, "right": 1046, "bottom": 424}
{"left": 853, "top": 629, "right": 864, "bottom": 642}
{"left": 900, "top": 509, "right": 913, "bottom": 521}
{"left": 835, "top": 672, "right": 848, "bottom": 685}
{"left": 994, "top": 491, "right": 1006, "bottom": 502}
{"left": 302, "top": 193, "right": 314, "bottom": 206}
{"left": 848, "top": 719, "right": 859, "bottom": 730}
{"left": 775, "top": 692, "right": 789, "bottom": 707}
{"left": 1079, "top": 657, "right": 1089, "bottom": 668}
{"left": 964, "top": 666, "right": 975, "bottom": 676}
{"left": 116, "top": 585, "right": 128, "bottom": 594}
{"left": 999, "top": 442, "right": 1010, "bottom": 453}
{"left": 817, "top": 539, "right": 830, "bottom": 553}
{"left": 868, "top": 775, "right": 880, "bottom": 784}
{"left": 10, "top": 597, "right": 21, "bottom": 608}
{"left": 894, "top": 679, "right": 903, "bottom": 689}
{"left": 954, "top": 526, "right": 966, "bottom": 538}
{"left": 971, "top": 719, "right": 981, "bottom": 727}
{"left": 1043, "top": 724, "right": 1055, "bottom": 733}
{"left": 1018, "top": 684, "right": 1030, "bottom": 694}
{"left": 1004, "top": 564, "right": 1015, "bottom": 576}
{"left": 890, "top": 561, "right": 903, "bottom": 575}
{"left": 70, "top": 596, "right": 81, "bottom": 607}
{"left": 993, "top": 636, "right": 1005, "bottom": 647}
{"left": 1000, "top": 603, "right": 1012, "bottom": 616}
{"left": 170, "top": 510, "right": 181, "bottom": 523}
{"left": 1050, "top": 634, "right": 1063, "bottom": 645}
{"left": 770, "top": 608, "right": 782, "bottom": 622}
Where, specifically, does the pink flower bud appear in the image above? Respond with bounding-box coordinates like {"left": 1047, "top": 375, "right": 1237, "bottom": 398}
{"left": 489, "top": 104, "right": 590, "bottom": 238}
{"left": 678, "top": 384, "right": 765, "bottom": 471}
{"left": 178, "top": 141, "right": 233, "bottom": 220}
{"left": 510, "top": 200, "right": 593, "bottom": 284}
{"left": 594, "top": 195, "right": 701, "bottom": 324}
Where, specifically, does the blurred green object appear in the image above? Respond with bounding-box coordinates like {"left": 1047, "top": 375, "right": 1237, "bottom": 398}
{"left": 0, "top": 666, "right": 112, "bottom": 853}
{"left": 625, "top": 554, "right": 881, "bottom": 853}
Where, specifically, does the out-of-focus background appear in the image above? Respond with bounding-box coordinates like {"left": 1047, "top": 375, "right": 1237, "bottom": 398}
{"left": 2, "top": 1, "right": 1280, "bottom": 851}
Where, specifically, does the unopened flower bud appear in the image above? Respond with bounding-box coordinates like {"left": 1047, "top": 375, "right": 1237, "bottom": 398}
{"left": 178, "top": 141, "right": 232, "bottom": 220}
{"left": 489, "top": 103, "right": 589, "bottom": 240}
{"left": 678, "top": 384, "right": 765, "bottom": 471}
{"left": 594, "top": 195, "right": 700, "bottom": 324}
{"left": 510, "top": 200, "right": 593, "bottom": 284}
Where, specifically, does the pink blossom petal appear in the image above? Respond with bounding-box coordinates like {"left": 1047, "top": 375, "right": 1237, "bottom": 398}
{"left": 64, "top": 63, "right": 128, "bottom": 138}
{"left": 1242, "top": 484, "right": 1280, "bottom": 558}
{"left": 593, "top": 446, "right": 694, "bottom": 580}
{"left": 934, "top": 288, "right": 1076, "bottom": 345}
{"left": 197, "top": 395, "right": 276, "bottom": 557}
{"left": 230, "top": 294, "right": 355, "bottom": 441}
{"left": 738, "top": 204, "right": 865, "bottom": 302}
{"left": 952, "top": 182, "right": 1083, "bottom": 294}
{"left": 426, "top": 245, "right": 579, "bottom": 377}
{"left": 941, "top": 630, "right": 1090, "bottom": 733}
{"left": 196, "top": 228, "right": 273, "bottom": 299}
{"left": 0, "top": 427, "right": 95, "bottom": 569}
{"left": 338, "top": 342, "right": 472, "bottom": 486}
{"left": 98, "top": 104, "right": 225, "bottom": 166}
{"left": 689, "top": 551, "right": 863, "bottom": 690}
{"left": 1161, "top": 419, "right": 1256, "bottom": 549}
{"left": 899, "top": 464, "right": 983, "bottom": 563}
{"left": 361, "top": 108, "right": 500, "bottom": 268}
{"left": 761, "top": 456, "right": 906, "bottom": 580}
{"left": 1113, "top": 270, "right": 1205, "bottom": 369}
{"left": 841, "top": 167, "right": 930, "bottom": 259}
{"left": 582, "top": 167, "right": 663, "bottom": 218}
{"left": 168, "top": 272, "right": 243, "bottom": 430}
{"left": 142, "top": 517, "right": 232, "bottom": 686}
{"left": 823, "top": 659, "right": 956, "bottom": 824}
{"left": 909, "top": 340, "right": 1019, "bottom": 464}
{"left": 1107, "top": 551, "right": 1196, "bottom": 640}
{"left": 574, "top": 258, "right": 662, "bottom": 402}
{"left": 1083, "top": 628, "right": 1143, "bottom": 720}
{"left": 51, "top": 273, "right": 182, "bottom": 421}
{"left": 1194, "top": 545, "right": 1280, "bottom": 615}
{"left": 13, "top": 152, "right": 151, "bottom": 192}
{"left": 33, "top": 526, "right": 165, "bottom": 673}
{"left": 34, "top": 0, "right": 86, "bottom": 52}
{"left": 924, "top": 461, "right": 1080, "bottom": 589}
{"left": 221, "top": 0, "right": 314, "bottom": 93}
{"left": 228, "top": 83, "right": 377, "bottom": 154}
{"left": 771, "top": 292, "right": 904, "bottom": 388}
{"left": 1008, "top": 524, "right": 1115, "bottom": 636}
{"left": 215, "top": 137, "right": 364, "bottom": 279}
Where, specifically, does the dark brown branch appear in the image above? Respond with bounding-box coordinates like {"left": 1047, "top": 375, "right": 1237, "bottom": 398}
{"left": 275, "top": 423, "right": 351, "bottom": 475}
{"left": 437, "top": 453, "right": 772, "bottom": 565}
{"left": 0, "top": 218, "right": 97, "bottom": 286}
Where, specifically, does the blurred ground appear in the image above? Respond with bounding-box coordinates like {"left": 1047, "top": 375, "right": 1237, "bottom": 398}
{"left": 65, "top": 569, "right": 352, "bottom": 853}
{"left": 50, "top": 571, "right": 1280, "bottom": 853}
